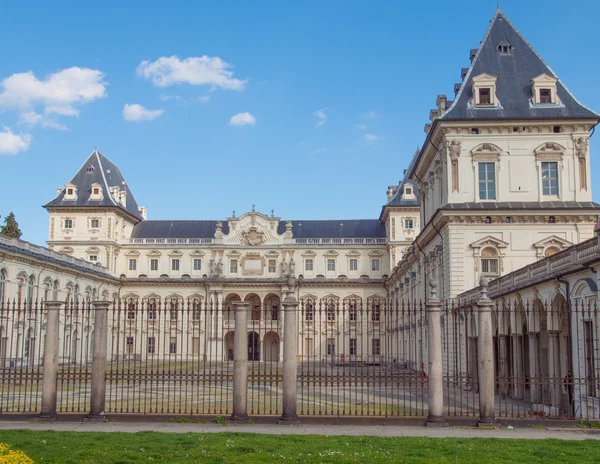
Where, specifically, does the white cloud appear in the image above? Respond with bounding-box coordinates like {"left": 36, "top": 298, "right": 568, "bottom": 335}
{"left": 229, "top": 112, "right": 256, "bottom": 127}
{"left": 0, "top": 127, "right": 32, "bottom": 155}
{"left": 315, "top": 107, "right": 329, "bottom": 127}
{"left": 364, "top": 133, "right": 385, "bottom": 142}
{"left": 361, "top": 110, "right": 381, "bottom": 119}
{"left": 122, "top": 103, "right": 164, "bottom": 122}
{"left": 137, "top": 55, "right": 247, "bottom": 90}
{"left": 158, "top": 94, "right": 210, "bottom": 104}
{"left": 354, "top": 123, "right": 367, "bottom": 130}
{"left": 313, "top": 148, "right": 327, "bottom": 155}
{"left": 20, "top": 111, "right": 68, "bottom": 130}
{"left": 0, "top": 67, "right": 107, "bottom": 119}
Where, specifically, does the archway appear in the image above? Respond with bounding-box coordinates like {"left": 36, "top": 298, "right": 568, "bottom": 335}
{"left": 224, "top": 331, "right": 235, "bottom": 361}
{"left": 550, "top": 293, "right": 569, "bottom": 410}
{"left": 263, "top": 331, "right": 280, "bottom": 362}
{"left": 248, "top": 331, "right": 260, "bottom": 361}
{"left": 263, "top": 294, "right": 280, "bottom": 325}
{"left": 245, "top": 294, "right": 261, "bottom": 322}
{"left": 224, "top": 294, "right": 241, "bottom": 325}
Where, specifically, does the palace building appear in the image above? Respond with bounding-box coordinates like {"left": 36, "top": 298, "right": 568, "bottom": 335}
{"left": 0, "top": 9, "right": 598, "bottom": 371}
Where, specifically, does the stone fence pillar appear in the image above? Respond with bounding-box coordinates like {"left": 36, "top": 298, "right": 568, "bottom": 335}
{"left": 425, "top": 280, "right": 448, "bottom": 426}
{"left": 279, "top": 277, "right": 300, "bottom": 424}
{"left": 477, "top": 277, "right": 496, "bottom": 426}
{"left": 37, "top": 301, "right": 63, "bottom": 422}
{"left": 87, "top": 300, "right": 111, "bottom": 421}
{"left": 230, "top": 301, "right": 250, "bottom": 423}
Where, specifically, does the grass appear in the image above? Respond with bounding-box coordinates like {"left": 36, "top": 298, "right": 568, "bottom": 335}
{"left": 1, "top": 431, "right": 600, "bottom": 463}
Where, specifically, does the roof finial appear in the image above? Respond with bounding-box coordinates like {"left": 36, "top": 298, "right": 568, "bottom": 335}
{"left": 252, "top": 204, "right": 256, "bottom": 212}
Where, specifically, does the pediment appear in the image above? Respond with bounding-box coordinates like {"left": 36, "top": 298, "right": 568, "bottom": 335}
{"left": 300, "top": 293, "right": 317, "bottom": 301}
{"left": 190, "top": 250, "right": 205, "bottom": 257}
{"left": 534, "top": 142, "right": 565, "bottom": 154}
{"left": 533, "top": 235, "right": 572, "bottom": 249}
{"left": 346, "top": 250, "right": 361, "bottom": 257}
{"left": 471, "top": 143, "right": 502, "bottom": 155}
{"left": 471, "top": 72, "right": 498, "bottom": 83}
{"left": 301, "top": 250, "right": 317, "bottom": 257}
{"left": 121, "top": 292, "right": 139, "bottom": 300}
{"left": 324, "top": 250, "right": 339, "bottom": 257}
{"left": 469, "top": 235, "right": 509, "bottom": 250}
{"left": 224, "top": 212, "right": 283, "bottom": 246}
{"left": 168, "top": 250, "right": 183, "bottom": 257}
{"left": 142, "top": 293, "right": 161, "bottom": 302}
{"left": 147, "top": 250, "right": 162, "bottom": 257}
{"left": 343, "top": 293, "right": 362, "bottom": 302}
{"left": 125, "top": 250, "right": 140, "bottom": 257}
{"left": 321, "top": 293, "right": 340, "bottom": 302}
{"left": 368, "top": 250, "right": 384, "bottom": 257}
{"left": 531, "top": 73, "right": 557, "bottom": 84}
{"left": 86, "top": 246, "right": 101, "bottom": 253}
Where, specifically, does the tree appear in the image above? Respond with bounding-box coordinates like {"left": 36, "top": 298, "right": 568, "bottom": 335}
{"left": 0, "top": 212, "right": 22, "bottom": 239}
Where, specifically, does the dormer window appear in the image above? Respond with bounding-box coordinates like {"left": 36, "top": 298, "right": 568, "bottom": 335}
{"left": 479, "top": 88, "right": 490, "bottom": 105}
{"left": 531, "top": 74, "right": 559, "bottom": 105}
{"left": 89, "top": 183, "right": 103, "bottom": 200}
{"left": 472, "top": 73, "right": 498, "bottom": 107}
{"left": 63, "top": 183, "right": 78, "bottom": 200}
{"left": 405, "top": 187, "right": 412, "bottom": 195}
{"left": 539, "top": 89, "right": 551, "bottom": 104}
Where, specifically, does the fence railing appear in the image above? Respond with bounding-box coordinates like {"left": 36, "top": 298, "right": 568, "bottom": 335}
{"left": 0, "top": 282, "right": 598, "bottom": 423}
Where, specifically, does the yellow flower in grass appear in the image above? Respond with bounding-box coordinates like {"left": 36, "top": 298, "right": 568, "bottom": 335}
{"left": 0, "top": 443, "right": 34, "bottom": 464}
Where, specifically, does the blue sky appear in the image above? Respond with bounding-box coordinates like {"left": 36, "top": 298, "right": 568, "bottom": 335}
{"left": 1, "top": 0, "right": 599, "bottom": 246}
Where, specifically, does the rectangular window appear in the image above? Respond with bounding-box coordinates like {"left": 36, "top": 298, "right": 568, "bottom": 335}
{"left": 478, "top": 163, "right": 496, "bottom": 200}
{"left": 540, "top": 88, "right": 552, "bottom": 104}
{"left": 171, "top": 259, "right": 180, "bottom": 271}
{"left": 479, "top": 87, "right": 491, "bottom": 105}
{"left": 64, "top": 219, "right": 73, "bottom": 229}
{"left": 90, "top": 219, "right": 99, "bottom": 228}
{"left": 481, "top": 258, "right": 499, "bottom": 276}
{"left": 327, "top": 259, "right": 336, "bottom": 272}
{"left": 170, "top": 303, "right": 178, "bottom": 321}
{"left": 349, "top": 303, "right": 357, "bottom": 322}
{"left": 268, "top": 259, "right": 276, "bottom": 273}
{"left": 404, "top": 218, "right": 414, "bottom": 229}
{"left": 542, "top": 162, "right": 559, "bottom": 195}
{"left": 349, "top": 338, "right": 357, "bottom": 356}
{"left": 89, "top": 255, "right": 97, "bottom": 262}
{"left": 169, "top": 337, "right": 177, "bottom": 355}
{"left": 305, "top": 259, "right": 313, "bottom": 271}
{"left": 150, "top": 259, "right": 159, "bottom": 271}
{"left": 230, "top": 259, "right": 238, "bottom": 274}
{"left": 128, "top": 259, "right": 137, "bottom": 271}
{"left": 147, "top": 337, "right": 156, "bottom": 354}
{"left": 371, "top": 259, "right": 381, "bottom": 272}
{"left": 305, "top": 303, "right": 314, "bottom": 321}
{"left": 126, "top": 336, "right": 134, "bottom": 354}
{"left": 271, "top": 305, "right": 279, "bottom": 320}
{"left": 193, "top": 259, "right": 202, "bottom": 271}
{"left": 192, "top": 302, "right": 201, "bottom": 321}
{"left": 372, "top": 338, "right": 381, "bottom": 356}
{"left": 372, "top": 304, "right": 381, "bottom": 321}
{"left": 349, "top": 258, "right": 358, "bottom": 271}
{"left": 327, "top": 338, "right": 335, "bottom": 356}
{"left": 327, "top": 304, "right": 336, "bottom": 321}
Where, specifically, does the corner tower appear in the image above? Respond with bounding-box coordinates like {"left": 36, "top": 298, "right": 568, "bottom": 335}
{"left": 44, "top": 149, "right": 145, "bottom": 272}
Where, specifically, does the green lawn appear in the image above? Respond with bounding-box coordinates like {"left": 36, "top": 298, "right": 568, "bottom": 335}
{"left": 0, "top": 430, "right": 599, "bottom": 463}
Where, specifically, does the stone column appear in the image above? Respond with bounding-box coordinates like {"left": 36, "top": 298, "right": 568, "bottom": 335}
{"left": 230, "top": 301, "right": 250, "bottom": 423}
{"left": 279, "top": 277, "right": 300, "bottom": 424}
{"left": 512, "top": 335, "right": 525, "bottom": 399}
{"left": 86, "top": 300, "right": 111, "bottom": 421}
{"left": 425, "top": 280, "right": 448, "bottom": 427}
{"left": 476, "top": 277, "right": 496, "bottom": 427}
{"left": 37, "top": 301, "right": 63, "bottom": 422}
{"left": 548, "top": 331, "right": 560, "bottom": 408}
{"left": 528, "top": 333, "right": 539, "bottom": 403}
{"left": 498, "top": 335, "right": 508, "bottom": 396}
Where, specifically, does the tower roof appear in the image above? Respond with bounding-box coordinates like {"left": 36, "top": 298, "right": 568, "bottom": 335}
{"left": 44, "top": 149, "right": 143, "bottom": 221}
{"left": 441, "top": 9, "right": 599, "bottom": 121}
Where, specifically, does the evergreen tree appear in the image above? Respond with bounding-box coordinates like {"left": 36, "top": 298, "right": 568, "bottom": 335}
{"left": 0, "top": 212, "right": 22, "bottom": 239}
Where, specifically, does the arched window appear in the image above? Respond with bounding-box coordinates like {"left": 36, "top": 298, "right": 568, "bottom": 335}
{"left": 0, "top": 269, "right": 6, "bottom": 303}
{"left": 544, "top": 246, "right": 560, "bottom": 257}
{"left": 17, "top": 273, "right": 27, "bottom": 305}
{"left": 304, "top": 300, "right": 314, "bottom": 322}
{"left": 481, "top": 247, "right": 500, "bottom": 280}
{"left": 27, "top": 275, "right": 35, "bottom": 307}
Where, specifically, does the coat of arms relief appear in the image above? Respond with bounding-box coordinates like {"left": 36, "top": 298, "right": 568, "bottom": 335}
{"left": 241, "top": 226, "right": 266, "bottom": 246}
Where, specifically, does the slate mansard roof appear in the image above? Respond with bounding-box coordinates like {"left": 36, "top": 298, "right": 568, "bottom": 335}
{"left": 131, "top": 219, "right": 386, "bottom": 240}
{"left": 44, "top": 150, "right": 143, "bottom": 221}
{"left": 442, "top": 9, "right": 599, "bottom": 121}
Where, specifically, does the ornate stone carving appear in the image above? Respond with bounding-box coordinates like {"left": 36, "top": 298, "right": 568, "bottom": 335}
{"left": 575, "top": 137, "right": 589, "bottom": 190}
{"left": 241, "top": 226, "right": 266, "bottom": 246}
{"left": 447, "top": 139, "right": 461, "bottom": 193}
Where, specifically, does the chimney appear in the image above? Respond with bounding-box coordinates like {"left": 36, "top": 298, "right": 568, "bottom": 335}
{"left": 119, "top": 190, "right": 127, "bottom": 208}
{"left": 386, "top": 186, "right": 395, "bottom": 201}
{"left": 470, "top": 48, "right": 478, "bottom": 62}
{"left": 112, "top": 186, "right": 120, "bottom": 202}
{"left": 139, "top": 206, "right": 147, "bottom": 220}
